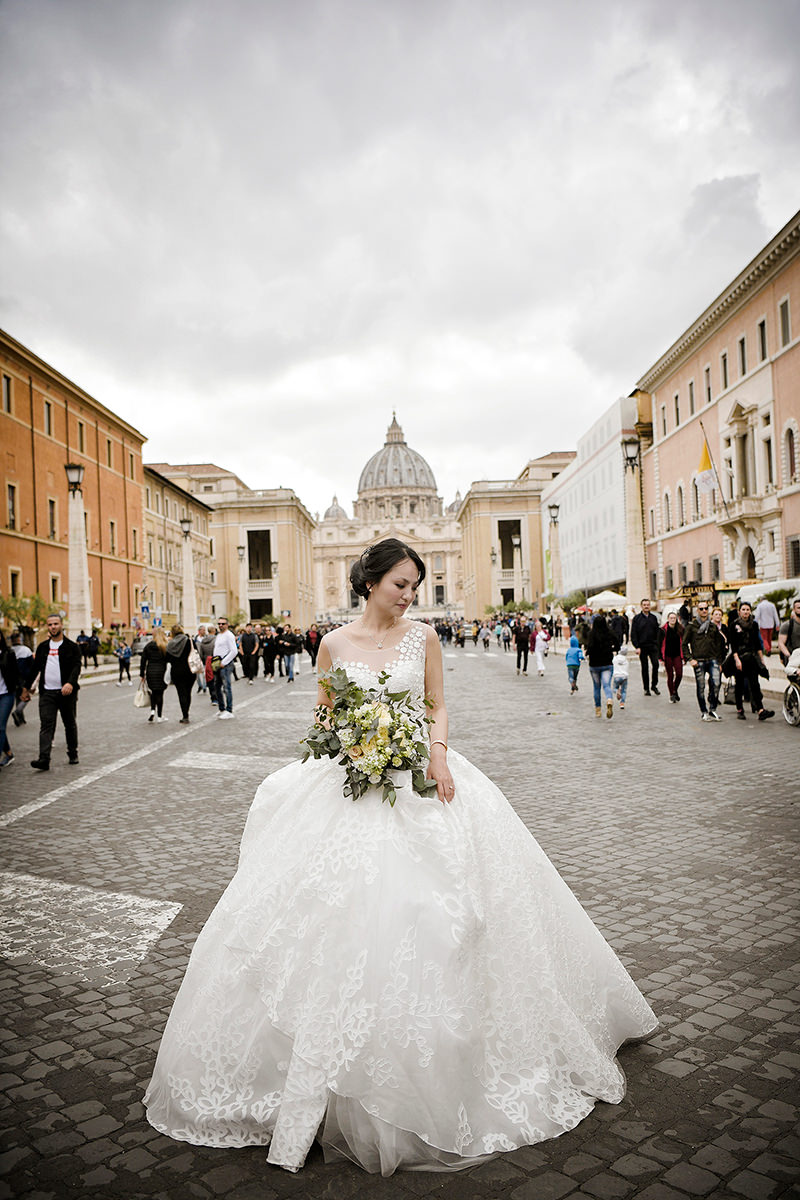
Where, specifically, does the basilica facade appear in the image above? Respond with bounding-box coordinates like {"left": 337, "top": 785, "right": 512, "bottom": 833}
{"left": 312, "top": 416, "right": 463, "bottom": 621}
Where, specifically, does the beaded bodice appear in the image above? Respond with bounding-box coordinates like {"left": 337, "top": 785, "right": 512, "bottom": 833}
{"left": 329, "top": 621, "right": 427, "bottom": 709}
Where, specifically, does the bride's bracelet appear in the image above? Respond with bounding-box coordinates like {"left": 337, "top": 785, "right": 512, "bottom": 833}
{"left": 430, "top": 739, "right": 448, "bottom": 752}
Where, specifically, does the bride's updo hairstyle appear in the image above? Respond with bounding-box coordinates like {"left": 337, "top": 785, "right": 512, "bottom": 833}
{"left": 350, "top": 539, "right": 426, "bottom": 600}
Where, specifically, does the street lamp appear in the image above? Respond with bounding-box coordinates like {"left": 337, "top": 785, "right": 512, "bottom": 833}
{"left": 237, "top": 544, "right": 245, "bottom": 561}
{"left": 180, "top": 514, "right": 197, "bottom": 631}
{"left": 548, "top": 502, "right": 560, "bottom": 523}
{"left": 63, "top": 462, "right": 91, "bottom": 638}
{"left": 622, "top": 438, "right": 640, "bottom": 471}
{"left": 489, "top": 547, "right": 497, "bottom": 565}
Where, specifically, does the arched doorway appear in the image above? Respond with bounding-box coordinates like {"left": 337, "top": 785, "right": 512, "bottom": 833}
{"left": 742, "top": 547, "right": 757, "bottom": 579}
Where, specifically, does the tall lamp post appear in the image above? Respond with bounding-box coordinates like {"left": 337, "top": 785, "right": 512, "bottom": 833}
{"left": 237, "top": 543, "right": 247, "bottom": 621}
{"left": 179, "top": 515, "right": 197, "bottom": 633}
{"left": 489, "top": 546, "right": 498, "bottom": 611}
{"left": 622, "top": 437, "right": 648, "bottom": 602}
{"left": 511, "top": 532, "right": 522, "bottom": 607}
{"left": 271, "top": 559, "right": 281, "bottom": 622}
{"left": 64, "top": 463, "right": 92, "bottom": 639}
{"left": 547, "top": 503, "right": 563, "bottom": 597}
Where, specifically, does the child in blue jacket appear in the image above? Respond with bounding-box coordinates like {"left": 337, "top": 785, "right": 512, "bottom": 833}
{"left": 565, "top": 634, "right": 584, "bottom": 693}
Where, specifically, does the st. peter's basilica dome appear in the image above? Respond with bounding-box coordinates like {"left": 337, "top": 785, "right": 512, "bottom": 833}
{"left": 357, "top": 414, "right": 437, "bottom": 495}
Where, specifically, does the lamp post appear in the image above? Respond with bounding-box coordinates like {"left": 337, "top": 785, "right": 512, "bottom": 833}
{"left": 237, "top": 543, "right": 247, "bottom": 621}
{"left": 547, "top": 502, "right": 563, "bottom": 600}
{"left": 64, "top": 463, "right": 92, "bottom": 639}
{"left": 489, "top": 546, "right": 498, "bottom": 611}
{"left": 271, "top": 559, "right": 281, "bottom": 622}
{"left": 621, "top": 436, "right": 648, "bottom": 602}
{"left": 511, "top": 532, "right": 522, "bottom": 606}
{"left": 179, "top": 515, "right": 197, "bottom": 633}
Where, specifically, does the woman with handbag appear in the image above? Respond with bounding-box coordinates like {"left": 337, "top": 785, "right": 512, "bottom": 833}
{"left": 140, "top": 628, "right": 169, "bottom": 723}
{"left": 727, "top": 602, "right": 774, "bottom": 722}
{"left": 166, "top": 624, "right": 196, "bottom": 724}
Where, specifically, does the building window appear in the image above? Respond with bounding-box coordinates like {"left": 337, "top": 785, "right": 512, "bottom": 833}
{"left": 44, "top": 400, "right": 53, "bottom": 436}
{"left": 787, "top": 536, "right": 800, "bottom": 576}
{"left": 679, "top": 562, "right": 688, "bottom": 585}
{"left": 661, "top": 405, "right": 667, "bottom": 436}
{"left": 48, "top": 498, "right": 56, "bottom": 539}
{"left": 146, "top": 486, "right": 151, "bottom": 508}
{"left": 664, "top": 493, "right": 671, "bottom": 531}
{"left": 111, "top": 583, "right": 120, "bottom": 609}
{"left": 77, "top": 420, "right": 85, "bottom": 452}
{"left": 710, "top": 555, "right": 720, "bottom": 581}
{"left": 155, "top": 493, "right": 160, "bottom": 514}
{"left": 692, "top": 559, "right": 703, "bottom": 582}
{"left": 779, "top": 298, "right": 791, "bottom": 347}
{"left": 435, "top": 585, "right": 445, "bottom": 605}
{"left": 787, "top": 428, "right": 797, "bottom": 481}
{"left": 738, "top": 336, "right": 747, "bottom": 376}
{"left": 764, "top": 437, "right": 773, "bottom": 486}
{"left": 648, "top": 508, "right": 655, "bottom": 537}
{"left": 704, "top": 366, "right": 712, "bottom": 403}
{"left": 665, "top": 566, "right": 674, "bottom": 589}
{"left": 2, "top": 374, "right": 11, "bottom": 413}
{"left": 758, "top": 319, "right": 767, "bottom": 361}
{"left": 692, "top": 480, "right": 700, "bottom": 520}
{"left": 132, "top": 528, "right": 138, "bottom": 559}
{"left": 674, "top": 393, "right": 680, "bottom": 425}
{"left": 10, "top": 569, "right": 20, "bottom": 597}
{"left": 106, "top": 438, "right": 113, "bottom": 467}
{"left": 688, "top": 380, "right": 695, "bottom": 415}
{"left": 210, "top": 569, "right": 216, "bottom": 585}
{"left": 649, "top": 571, "right": 657, "bottom": 598}
{"left": 148, "top": 539, "right": 153, "bottom": 566}
{"left": 159, "top": 543, "right": 164, "bottom": 568}
{"left": 129, "top": 452, "right": 135, "bottom": 480}
{"left": 7, "top": 483, "right": 16, "bottom": 529}
{"left": 677, "top": 486, "right": 685, "bottom": 526}
{"left": 50, "top": 575, "right": 59, "bottom": 603}
{"left": 721, "top": 352, "right": 729, "bottom": 390}
{"left": 109, "top": 520, "right": 116, "bottom": 554}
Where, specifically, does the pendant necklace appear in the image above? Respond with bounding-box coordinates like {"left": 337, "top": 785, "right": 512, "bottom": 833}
{"left": 363, "top": 616, "right": 397, "bottom": 650}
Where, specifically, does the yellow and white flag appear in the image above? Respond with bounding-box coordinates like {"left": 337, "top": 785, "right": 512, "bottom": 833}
{"left": 696, "top": 440, "right": 715, "bottom": 493}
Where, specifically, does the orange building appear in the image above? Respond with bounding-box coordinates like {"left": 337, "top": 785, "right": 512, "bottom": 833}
{"left": 1, "top": 329, "right": 147, "bottom": 630}
{"left": 637, "top": 212, "right": 800, "bottom": 602}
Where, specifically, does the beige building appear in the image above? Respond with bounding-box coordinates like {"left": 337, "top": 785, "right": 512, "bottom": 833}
{"left": 141, "top": 467, "right": 213, "bottom": 630}
{"left": 458, "top": 452, "right": 575, "bottom": 616}
{"left": 150, "top": 463, "right": 316, "bottom": 627}
{"left": 313, "top": 416, "right": 463, "bottom": 622}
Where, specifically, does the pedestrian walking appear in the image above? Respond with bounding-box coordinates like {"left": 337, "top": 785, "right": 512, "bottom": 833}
{"left": 87, "top": 631, "right": 100, "bottom": 668}
{"left": 533, "top": 620, "right": 549, "bottom": 675}
{"left": 24, "top": 613, "right": 82, "bottom": 769}
{"left": 10, "top": 632, "right": 34, "bottom": 726}
{"left": 141, "top": 627, "right": 170, "bottom": 723}
{"left": 199, "top": 626, "right": 217, "bottom": 703}
{"left": 660, "top": 612, "right": 685, "bottom": 703}
{"left": 277, "top": 623, "right": 297, "bottom": 683}
{"left": 682, "top": 601, "right": 727, "bottom": 721}
{"left": 293, "top": 627, "right": 305, "bottom": 675}
{"left": 753, "top": 596, "right": 780, "bottom": 655}
{"left": 76, "top": 629, "right": 90, "bottom": 668}
{"left": 213, "top": 617, "right": 238, "bottom": 718}
{"left": 0, "top": 631, "right": 20, "bottom": 768}
{"left": 305, "top": 624, "right": 321, "bottom": 673}
{"left": 502, "top": 622, "right": 511, "bottom": 652}
{"left": 167, "top": 625, "right": 194, "bottom": 723}
{"left": 195, "top": 626, "right": 209, "bottom": 693}
{"left": 513, "top": 618, "right": 530, "bottom": 676}
{"left": 565, "top": 634, "right": 584, "bottom": 693}
{"left": 115, "top": 638, "right": 133, "bottom": 685}
{"left": 727, "top": 602, "right": 774, "bottom": 721}
{"left": 239, "top": 623, "right": 259, "bottom": 684}
{"left": 262, "top": 626, "right": 278, "bottom": 681}
{"left": 478, "top": 622, "right": 491, "bottom": 651}
{"left": 586, "top": 614, "right": 620, "bottom": 719}
{"left": 631, "top": 599, "right": 661, "bottom": 696}
{"left": 611, "top": 647, "right": 629, "bottom": 708}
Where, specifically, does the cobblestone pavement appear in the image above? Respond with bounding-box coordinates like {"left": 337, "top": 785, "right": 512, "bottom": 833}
{"left": 1, "top": 642, "right": 798, "bottom": 1200}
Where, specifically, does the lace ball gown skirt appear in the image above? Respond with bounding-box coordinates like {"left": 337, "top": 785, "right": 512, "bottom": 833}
{"left": 144, "top": 752, "right": 657, "bottom": 1175}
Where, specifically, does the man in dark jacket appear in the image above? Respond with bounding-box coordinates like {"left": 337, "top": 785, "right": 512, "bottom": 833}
{"left": 239, "top": 623, "right": 259, "bottom": 684}
{"left": 682, "top": 600, "right": 727, "bottom": 721}
{"left": 630, "top": 599, "right": 661, "bottom": 696}
{"left": 23, "top": 614, "right": 82, "bottom": 769}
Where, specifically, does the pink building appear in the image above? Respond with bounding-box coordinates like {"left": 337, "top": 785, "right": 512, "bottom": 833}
{"left": 637, "top": 211, "right": 800, "bottom": 604}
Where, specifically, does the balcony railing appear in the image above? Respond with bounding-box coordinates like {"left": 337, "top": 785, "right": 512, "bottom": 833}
{"left": 247, "top": 579, "right": 274, "bottom": 596}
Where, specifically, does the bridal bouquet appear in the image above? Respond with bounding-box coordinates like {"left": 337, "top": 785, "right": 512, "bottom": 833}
{"left": 300, "top": 668, "right": 439, "bottom": 806}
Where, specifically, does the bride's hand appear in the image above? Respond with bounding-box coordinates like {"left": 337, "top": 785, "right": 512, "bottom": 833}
{"left": 427, "top": 747, "right": 455, "bottom": 804}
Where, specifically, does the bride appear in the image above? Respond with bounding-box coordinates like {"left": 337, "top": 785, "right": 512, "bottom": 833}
{"left": 144, "top": 538, "right": 657, "bottom": 1175}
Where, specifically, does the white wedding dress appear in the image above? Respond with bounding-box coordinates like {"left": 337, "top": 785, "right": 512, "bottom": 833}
{"left": 144, "top": 622, "right": 657, "bottom": 1175}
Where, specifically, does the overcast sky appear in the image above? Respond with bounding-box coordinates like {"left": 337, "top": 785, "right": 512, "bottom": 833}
{"left": 2, "top": 0, "right": 798, "bottom": 519}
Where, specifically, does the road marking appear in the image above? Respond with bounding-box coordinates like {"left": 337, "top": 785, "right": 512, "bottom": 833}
{"left": 172, "top": 751, "right": 292, "bottom": 772}
{"left": 0, "top": 692, "right": 269, "bottom": 828}
{"left": 0, "top": 870, "right": 182, "bottom": 986}
{"left": 239, "top": 710, "right": 306, "bottom": 720}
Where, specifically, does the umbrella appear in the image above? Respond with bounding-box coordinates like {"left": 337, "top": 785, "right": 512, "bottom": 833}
{"left": 587, "top": 589, "right": 629, "bottom": 608}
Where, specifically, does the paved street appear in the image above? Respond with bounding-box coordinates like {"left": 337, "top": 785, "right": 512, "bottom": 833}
{"left": 1, "top": 642, "right": 798, "bottom": 1200}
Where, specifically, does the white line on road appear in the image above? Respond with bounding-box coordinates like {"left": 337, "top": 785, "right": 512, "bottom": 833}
{"left": 0, "top": 691, "right": 274, "bottom": 828}
{"left": 172, "top": 751, "right": 292, "bottom": 772}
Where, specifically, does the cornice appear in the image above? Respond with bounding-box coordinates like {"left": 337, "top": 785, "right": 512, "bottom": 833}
{"left": 636, "top": 211, "right": 800, "bottom": 392}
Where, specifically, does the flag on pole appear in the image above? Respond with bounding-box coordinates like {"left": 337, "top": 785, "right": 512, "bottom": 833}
{"left": 696, "top": 439, "right": 715, "bottom": 493}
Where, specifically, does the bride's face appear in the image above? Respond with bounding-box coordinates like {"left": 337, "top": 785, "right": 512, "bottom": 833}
{"left": 367, "top": 557, "right": 418, "bottom": 617}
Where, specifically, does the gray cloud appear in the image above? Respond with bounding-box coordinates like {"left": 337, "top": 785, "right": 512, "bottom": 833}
{"left": 1, "top": 0, "right": 798, "bottom": 514}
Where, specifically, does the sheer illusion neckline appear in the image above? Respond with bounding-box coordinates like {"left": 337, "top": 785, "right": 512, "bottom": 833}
{"left": 336, "top": 623, "right": 415, "bottom": 656}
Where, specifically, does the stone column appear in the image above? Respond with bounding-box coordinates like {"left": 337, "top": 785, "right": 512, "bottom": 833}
{"left": 66, "top": 489, "right": 92, "bottom": 639}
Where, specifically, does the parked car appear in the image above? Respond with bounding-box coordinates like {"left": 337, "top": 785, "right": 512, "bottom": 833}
{"left": 131, "top": 634, "right": 153, "bottom": 657}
